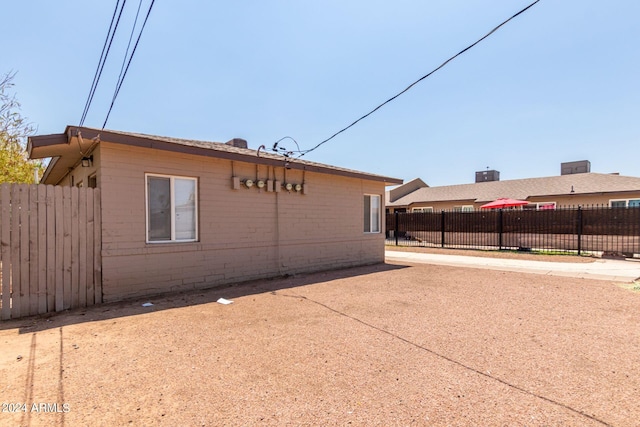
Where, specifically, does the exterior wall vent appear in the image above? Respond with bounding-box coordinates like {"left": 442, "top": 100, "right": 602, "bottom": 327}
{"left": 475, "top": 170, "right": 500, "bottom": 183}
{"left": 561, "top": 160, "right": 590, "bottom": 175}
{"left": 225, "top": 138, "right": 248, "bottom": 149}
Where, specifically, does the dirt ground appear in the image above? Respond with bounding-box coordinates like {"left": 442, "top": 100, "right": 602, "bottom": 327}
{"left": 2, "top": 253, "right": 640, "bottom": 426}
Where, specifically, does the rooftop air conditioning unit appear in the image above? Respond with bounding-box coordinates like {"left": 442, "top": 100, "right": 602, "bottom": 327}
{"left": 475, "top": 170, "right": 500, "bottom": 183}
{"left": 561, "top": 160, "right": 590, "bottom": 175}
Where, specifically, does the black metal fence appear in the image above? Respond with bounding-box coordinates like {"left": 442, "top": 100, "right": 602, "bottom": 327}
{"left": 386, "top": 206, "right": 640, "bottom": 256}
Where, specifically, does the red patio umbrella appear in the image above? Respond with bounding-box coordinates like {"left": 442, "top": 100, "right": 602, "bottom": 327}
{"left": 480, "top": 198, "right": 529, "bottom": 209}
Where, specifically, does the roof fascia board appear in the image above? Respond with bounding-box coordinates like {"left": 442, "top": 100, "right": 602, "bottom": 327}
{"left": 67, "top": 126, "right": 402, "bottom": 184}
{"left": 27, "top": 133, "right": 69, "bottom": 157}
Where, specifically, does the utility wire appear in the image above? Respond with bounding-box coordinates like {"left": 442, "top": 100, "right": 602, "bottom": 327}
{"left": 296, "top": 0, "right": 541, "bottom": 158}
{"left": 111, "top": 0, "right": 144, "bottom": 106}
{"left": 79, "top": 0, "right": 121, "bottom": 126}
{"left": 79, "top": 0, "right": 128, "bottom": 127}
{"left": 102, "top": 0, "right": 156, "bottom": 129}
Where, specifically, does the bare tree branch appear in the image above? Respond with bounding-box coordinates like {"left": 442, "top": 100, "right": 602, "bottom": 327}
{"left": 1, "top": 71, "right": 43, "bottom": 183}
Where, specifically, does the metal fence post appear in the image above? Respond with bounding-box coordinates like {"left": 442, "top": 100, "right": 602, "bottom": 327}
{"left": 498, "top": 209, "right": 503, "bottom": 250}
{"left": 577, "top": 206, "right": 583, "bottom": 255}
{"left": 395, "top": 211, "right": 399, "bottom": 246}
{"left": 441, "top": 210, "right": 445, "bottom": 248}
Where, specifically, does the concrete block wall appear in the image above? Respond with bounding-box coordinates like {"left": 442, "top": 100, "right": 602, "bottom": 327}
{"left": 98, "top": 142, "right": 386, "bottom": 301}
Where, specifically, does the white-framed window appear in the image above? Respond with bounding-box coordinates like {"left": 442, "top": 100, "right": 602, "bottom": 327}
{"left": 537, "top": 202, "right": 556, "bottom": 210}
{"left": 412, "top": 207, "right": 433, "bottom": 213}
{"left": 610, "top": 199, "right": 640, "bottom": 208}
{"left": 524, "top": 202, "right": 556, "bottom": 210}
{"left": 146, "top": 174, "right": 198, "bottom": 243}
{"left": 453, "top": 205, "right": 474, "bottom": 212}
{"left": 364, "top": 194, "right": 381, "bottom": 233}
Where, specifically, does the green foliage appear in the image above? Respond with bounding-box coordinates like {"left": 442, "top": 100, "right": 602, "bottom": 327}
{"left": 1, "top": 71, "right": 44, "bottom": 184}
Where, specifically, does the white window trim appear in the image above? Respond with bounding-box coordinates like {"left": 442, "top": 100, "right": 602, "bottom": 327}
{"left": 145, "top": 173, "right": 198, "bottom": 243}
{"left": 364, "top": 194, "right": 381, "bottom": 234}
{"left": 610, "top": 198, "right": 640, "bottom": 208}
{"left": 454, "top": 205, "right": 475, "bottom": 212}
{"left": 525, "top": 201, "right": 556, "bottom": 210}
{"left": 538, "top": 202, "right": 556, "bottom": 210}
{"left": 412, "top": 207, "right": 434, "bottom": 213}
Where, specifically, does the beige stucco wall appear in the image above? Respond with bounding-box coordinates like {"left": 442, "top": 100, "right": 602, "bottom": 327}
{"left": 389, "top": 192, "right": 640, "bottom": 212}
{"left": 527, "top": 194, "right": 640, "bottom": 207}
{"left": 95, "top": 142, "right": 386, "bottom": 301}
{"left": 57, "top": 148, "right": 101, "bottom": 188}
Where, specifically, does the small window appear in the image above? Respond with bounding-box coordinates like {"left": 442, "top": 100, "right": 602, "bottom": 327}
{"left": 364, "top": 194, "right": 380, "bottom": 233}
{"left": 610, "top": 199, "right": 640, "bottom": 208}
{"left": 88, "top": 174, "right": 97, "bottom": 188}
{"left": 537, "top": 202, "right": 556, "bottom": 210}
{"left": 146, "top": 174, "right": 198, "bottom": 243}
{"left": 453, "top": 205, "right": 474, "bottom": 212}
{"left": 524, "top": 202, "right": 556, "bottom": 210}
{"left": 412, "top": 207, "right": 433, "bottom": 213}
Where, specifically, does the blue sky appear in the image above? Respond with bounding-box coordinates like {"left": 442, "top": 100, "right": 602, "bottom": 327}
{"left": 2, "top": 1, "right": 639, "bottom": 186}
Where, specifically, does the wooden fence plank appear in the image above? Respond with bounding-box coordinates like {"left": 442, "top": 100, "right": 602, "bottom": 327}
{"left": 37, "top": 185, "right": 47, "bottom": 314}
{"left": 54, "top": 186, "right": 64, "bottom": 312}
{"left": 94, "top": 188, "right": 102, "bottom": 304}
{"left": 78, "top": 188, "right": 87, "bottom": 308}
{"left": 28, "top": 185, "right": 38, "bottom": 316}
{"left": 63, "top": 186, "right": 72, "bottom": 310}
{"left": 46, "top": 185, "right": 55, "bottom": 312}
{"left": 71, "top": 187, "right": 79, "bottom": 308}
{"left": 0, "top": 184, "right": 102, "bottom": 320}
{"left": 19, "top": 185, "right": 30, "bottom": 316}
{"left": 10, "top": 185, "right": 21, "bottom": 319}
{"left": 1, "top": 185, "right": 11, "bottom": 320}
{"left": 86, "top": 190, "right": 94, "bottom": 305}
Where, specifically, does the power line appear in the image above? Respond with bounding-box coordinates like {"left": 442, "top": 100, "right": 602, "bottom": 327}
{"left": 102, "top": 0, "right": 156, "bottom": 129}
{"left": 295, "top": 0, "right": 541, "bottom": 158}
{"left": 79, "top": 0, "right": 128, "bottom": 127}
{"left": 103, "top": 0, "right": 144, "bottom": 128}
{"left": 112, "top": 0, "right": 144, "bottom": 103}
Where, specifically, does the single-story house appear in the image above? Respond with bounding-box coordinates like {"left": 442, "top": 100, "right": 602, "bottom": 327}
{"left": 28, "top": 126, "right": 402, "bottom": 302}
{"left": 387, "top": 162, "right": 640, "bottom": 212}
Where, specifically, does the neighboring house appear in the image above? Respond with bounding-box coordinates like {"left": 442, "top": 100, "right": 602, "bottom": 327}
{"left": 28, "top": 126, "right": 402, "bottom": 302}
{"left": 387, "top": 162, "right": 640, "bottom": 213}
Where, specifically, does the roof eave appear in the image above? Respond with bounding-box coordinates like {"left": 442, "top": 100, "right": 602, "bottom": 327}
{"left": 58, "top": 126, "right": 402, "bottom": 184}
{"left": 27, "top": 132, "right": 70, "bottom": 158}
{"left": 40, "top": 157, "right": 60, "bottom": 184}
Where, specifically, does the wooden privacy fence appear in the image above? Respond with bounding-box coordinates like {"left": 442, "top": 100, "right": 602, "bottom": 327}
{"left": 0, "top": 184, "right": 101, "bottom": 320}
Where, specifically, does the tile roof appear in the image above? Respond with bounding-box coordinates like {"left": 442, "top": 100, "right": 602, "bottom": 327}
{"left": 387, "top": 173, "right": 640, "bottom": 206}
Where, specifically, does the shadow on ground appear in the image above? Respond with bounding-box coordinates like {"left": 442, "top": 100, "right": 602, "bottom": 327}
{"left": 1, "top": 262, "right": 410, "bottom": 334}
